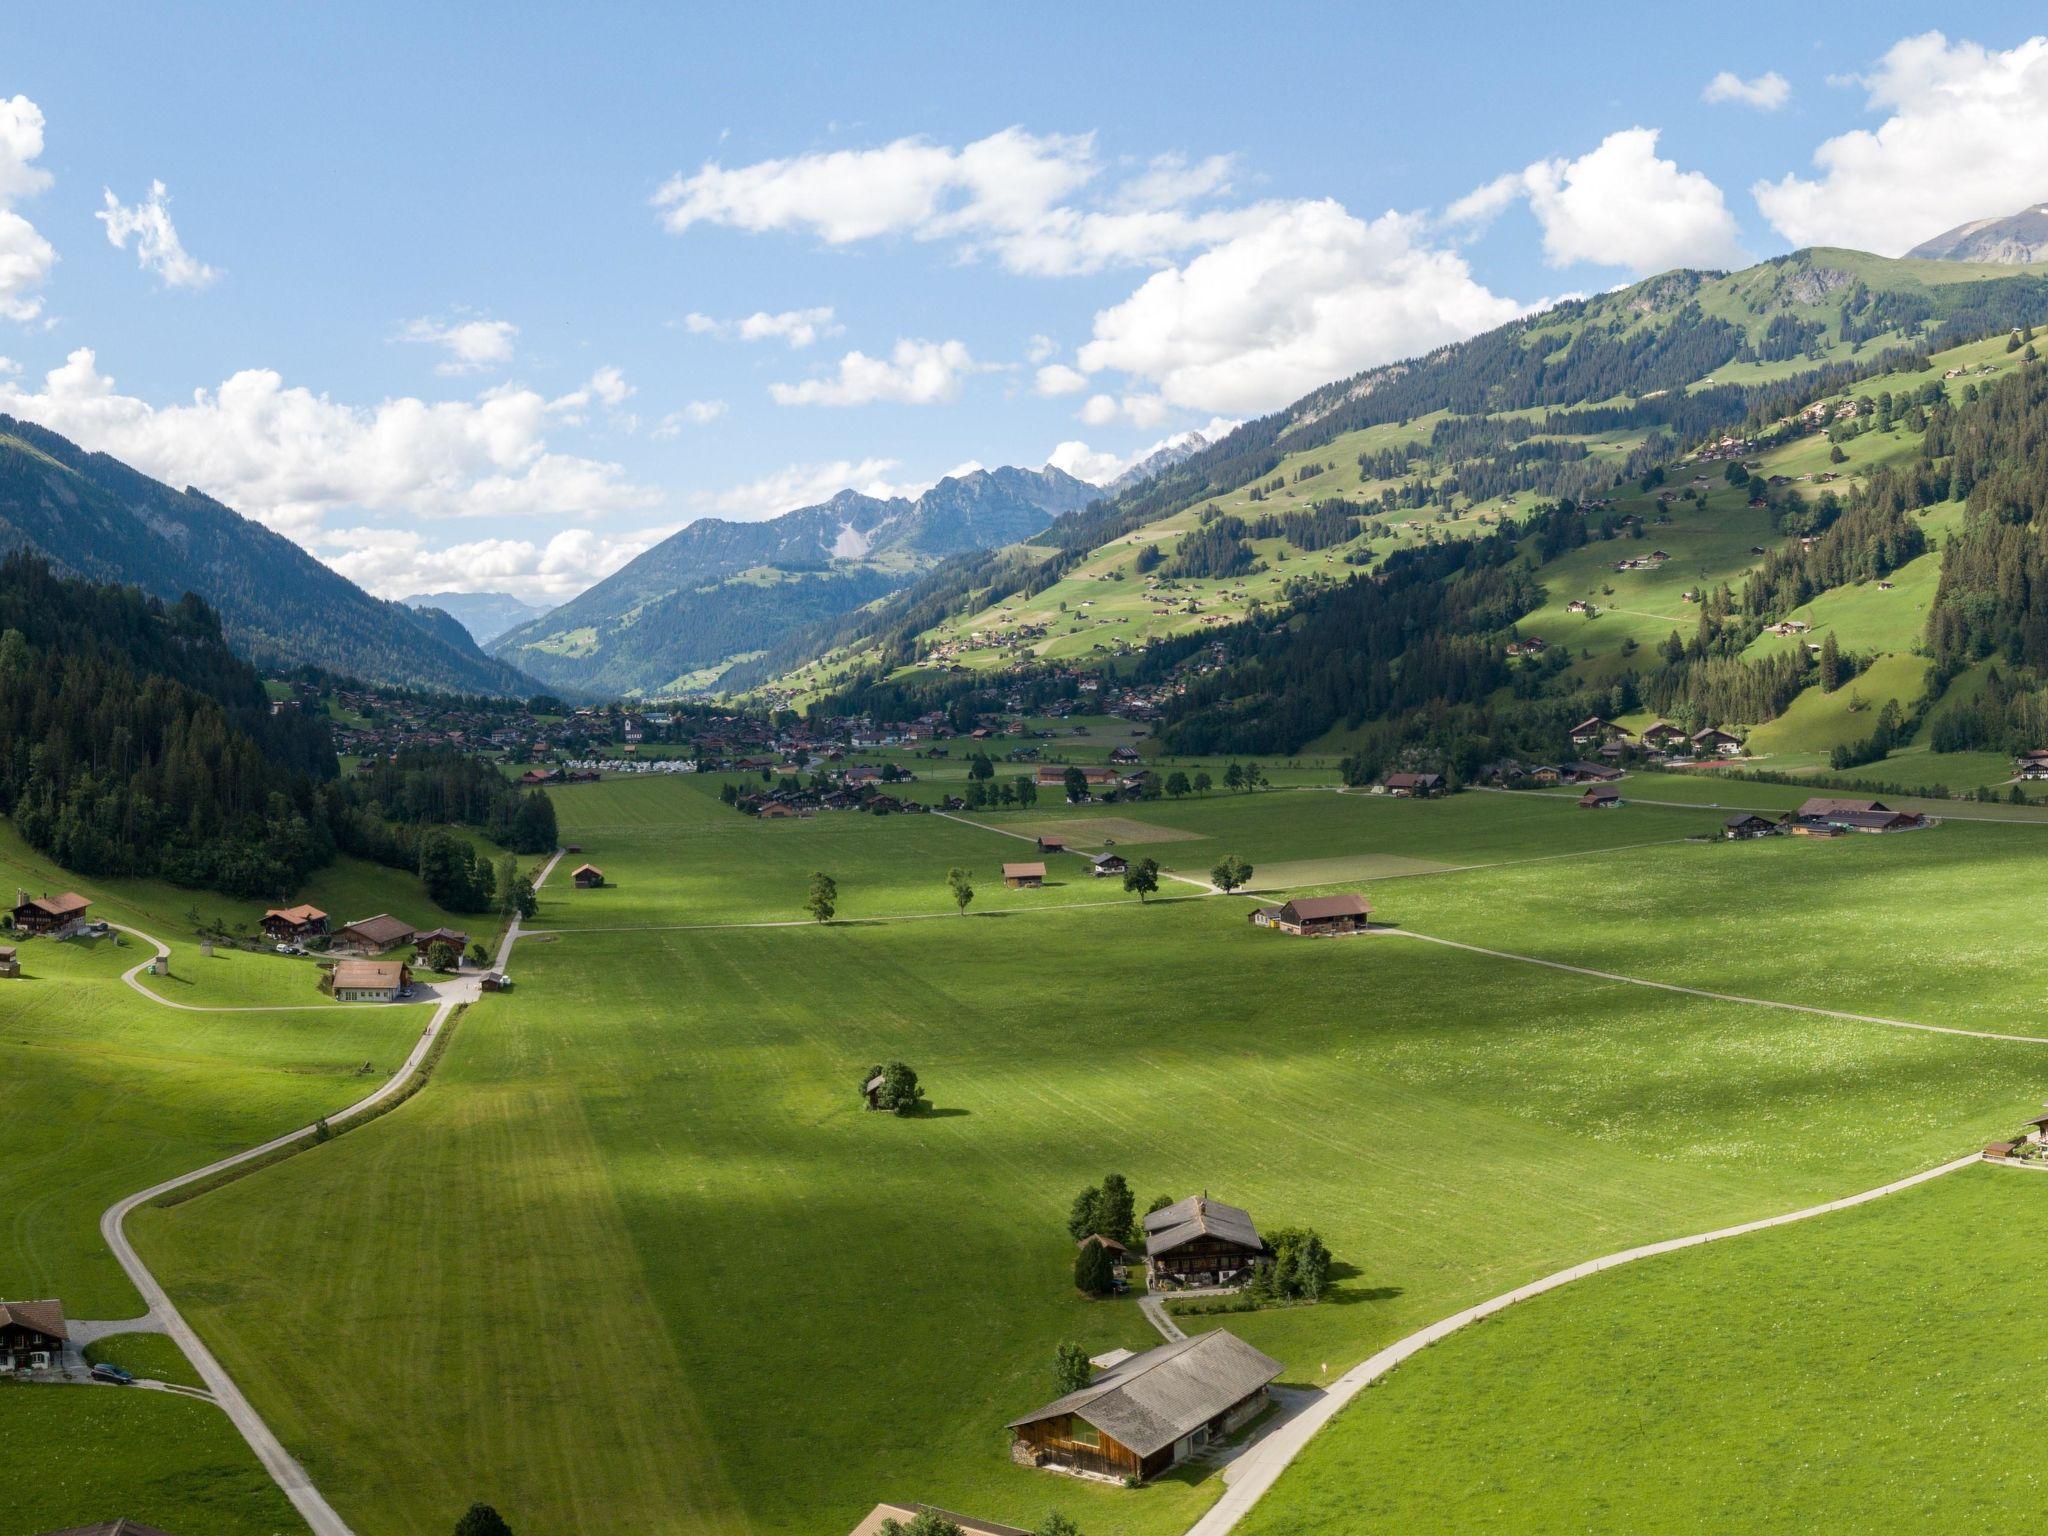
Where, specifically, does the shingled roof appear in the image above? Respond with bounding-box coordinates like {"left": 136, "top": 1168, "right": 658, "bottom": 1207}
{"left": 1275, "top": 894, "right": 1371, "bottom": 925}
{"left": 337, "top": 913, "right": 416, "bottom": 948}
{"left": 0, "top": 1298, "right": 67, "bottom": 1341}
{"left": 1143, "top": 1193, "right": 1264, "bottom": 1257}
{"left": 1006, "top": 1330, "right": 1282, "bottom": 1457}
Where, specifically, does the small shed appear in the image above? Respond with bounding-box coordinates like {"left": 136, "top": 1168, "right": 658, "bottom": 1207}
{"left": 0, "top": 945, "right": 17, "bottom": 979}
{"left": 1036, "top": 835, "right": 1068, "bottom": 854}
{"left": 1578, "top": 786, "right": 1623, "bottom": 810}
{"left": 572, "top": 864, "right": 606, "bottom": 889}
{"left": 1003, "top": 862, "right": 1047, "bottom": 889}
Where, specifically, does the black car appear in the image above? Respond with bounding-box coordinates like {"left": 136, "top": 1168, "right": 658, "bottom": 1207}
{"left": 90, "top": 1362, "right": 135, "bottom": 1385}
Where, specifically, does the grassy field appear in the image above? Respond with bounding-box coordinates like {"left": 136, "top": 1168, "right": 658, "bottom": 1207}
{"left": 1238, "top": 1165, "right": 2048, "bottom": 1535}
{"left": 127, "top": 784, "right": 2048, "bottom": 1536}
{"left": 0, "top": 1383, "right": 302, "bottom": 1536}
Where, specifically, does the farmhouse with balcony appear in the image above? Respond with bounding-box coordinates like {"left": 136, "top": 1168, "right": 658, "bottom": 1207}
{"left": 260, "top": 905, "right": 328, "bottom": 943}
{"left": 1249, "top": 893, "right": 1372, "bottom": 936}
{"left": 1089, "top": 852, "right": 1128, "bottom": 878}
{"left": 1143, "top": 1194, "right": 1269, "bottom": 1288}
{"left": 0, "top": 1298, "right": 67, "bottom": 1372}
{"left": 11, "top": 891, "right": 91, "bottom": 936}
{"left": 1381, "top": 771, "right": 1445, "bottom": 797}
{"left": 1006, "top": 1329, "right": 1282, "bottom": 1482}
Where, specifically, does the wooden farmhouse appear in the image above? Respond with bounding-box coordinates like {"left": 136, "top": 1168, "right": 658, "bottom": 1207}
{"left": 11, "top": 891, "right": 90, "bottom": 936}
{"left": 1784, "top": 798, "right": 1927, "bottom": 835}
{"left": 330, "top": 914, "right": 417, "bottom": 955}
{"left": 1249, "top": 893, "right": 1371, "bottom": 936}
{"left": 1381, "top": 771, "right": 1445, "bottom": 798}
{"left": 1003, "top": 861, "right": 1047, "bottom": 889}
{"left": 1007, "top": 1329, "right": 1281, "bottom": 1482}
{"left": 0, "top": 1298, "right": 67, "bottom": 1372}
{"left": 2018, "top": 749, "right": 2048, "bottom": 780}
{"left": 572, "top": 863, "right": 606, "bottom": 889}
{"left": 1724, "top": 813, "right": 1778, "bottom": 840}
{"left": 412, "top": 927, "right": 469, "bottom": 959}
{"left": 0, "top": 945, "right": 17, "bottom": 979}
{"left": 1143, "top": 1194, "right": 1269, "bottom": 1288}
{"left": 1578, "top": 785, "right": 1623, "bottom": 810}
{"left": 329, "top": 960, "right": 411, "bottom": 1002}
{"left": 260, "top": 905, "right": 328, "bottom": 942}
{"left": 1089, "top": 852, "right": 1128, "bottom": 878}
{"left": 1639, "top": 721, "right": 1688, "bottom": 751}
{"left": 1569, "top": 716, "right": 1628, "bottom": 747}
{"left": 1691, "top": 726, "right": 1744, "bottom": 756}
{"left": 1036, "top": 835, "right": 1068, "bottom": 854}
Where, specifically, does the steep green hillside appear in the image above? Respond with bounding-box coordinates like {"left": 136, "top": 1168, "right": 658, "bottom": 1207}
{"left": 0, "top": 415, "right": 536, "bottom": 695}
{"left": 763, "top": 249, "right": 2048, "bottom": 707}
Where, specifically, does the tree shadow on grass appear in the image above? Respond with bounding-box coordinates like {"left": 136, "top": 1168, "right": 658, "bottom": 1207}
{"left": 911, "top": 1106, "right": 971, "bottom": 1119}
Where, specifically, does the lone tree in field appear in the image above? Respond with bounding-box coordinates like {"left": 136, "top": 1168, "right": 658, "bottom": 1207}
{"left": 1053, "top": 1340, "right": 1091, "bottom": 1395}
{"left": 863, "top": 1061, "right": 921, "bottom": 1114}
{"left": 1063, "top": 764, "right": 1089, "bottom": 803}
{"left": 455, "top": 1506, "right": 514, "bottom": 1536}
{"left": 806, "top": 871, "right": 838, "bottom": 923}
{"left": 1123, "top": 857, "right": 1160, "bottom": 903}
{"left": 947, "top": 867, "right": 974, "bottom": 916}
{"left": 1074, "top": 1236, "right": 1115, "bottom": 1296}
{"left": 1210, "top": 854, "right": 1254, "bottom": 894}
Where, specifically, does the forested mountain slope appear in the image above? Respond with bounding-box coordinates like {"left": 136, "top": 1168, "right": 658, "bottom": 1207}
{"left": 0, "top": 415, "right": 537, "bottom": 695}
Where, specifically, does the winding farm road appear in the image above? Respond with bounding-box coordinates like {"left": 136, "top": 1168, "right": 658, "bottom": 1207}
{"left": 89, "top": 849, "right": 563, "bottom": 1536}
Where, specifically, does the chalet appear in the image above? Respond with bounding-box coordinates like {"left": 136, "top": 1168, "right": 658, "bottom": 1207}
{"left": 412, "top": 927, "right": 469, "bottom": 961}
{"left": 1036, "top": 836, "right": 1068, "bottom": 854}
{"left": 1381, "top": 771, "right": 1445, "bottom": 798}
{"left": 260, "top": 905, "right": 328, "bottom": 942}
{"left": 11, "top": 891, "right": 90, "bottom": 937}
{"left": 1036, "top": 765, "right": 1119, "bottom": 792}
{"left": 2018, "top": 751, "right": 2048, "bottom": 780}
{"left": 1565, "top": 599, "right": 1593, "bottom": 614}
{"left": 1795, "top": 797, "right": 1889, "bottom": 820}
{"left": 1089, "top": 852, "right": 1128, "bottom": 878}
{"left": 1109, "top": 745, "right": 1143, "bottom": 764}
{"left": 757, "top": 802, "right": 805, "bottom": 819}
{"left": 572, "top": 864, "right": 606, "bottom": 889}
{"left": 1144, "top": 1195, "right": 1269, "bottom": 1288}
{"left": 1006, "top": 1330, "right": 1281, "bottom": 1483}
{"left": 0, "top": 945, "right": 16, "bottom": 978}
{"left": 1639, "top": 721, "right": 1688, "bottom": 751}
{"left": 1249, "top": 893, "right": 1371, "bottom": 937}
{"left": 1578, "top": 786, "right": 1623, "bottom": 810}
{"left": 1529, "top": 765, "right": 1562, "bottom": 785}
{"left": 1119, "top": 769, "right": 1155, "bottom": 794}
{"left": 0, "top": 1298, "right": 67, "bottom": 1372}
{"left": 1560, "top": 761, "right": 1623, "bottom": 783}
{"left": 1690, "top": 727, "right": 1744, "bottom": 756}
{"left": 1003, "top": 862, "right": 1047, "bottom": 889}
{"left": 1724, "top": 813, "right": 1778, "bottom": 840}
{"left": 847, "top": 1507, "right": 1029, "bottom": 1536}
{"left": 329, "top": 914, "right": 416, "bottom": 955}
{"left": 329, "top": 960, "right": 410, "bottom": 1002}
{"left": 1568, "top": 717, "right": 1627, "bottom": 746}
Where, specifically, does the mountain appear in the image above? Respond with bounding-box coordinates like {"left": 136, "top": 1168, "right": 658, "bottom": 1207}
{"left": 489, "top": 464, "right": 1098, "bottom": 697}
{"left": 1106, "top": 431, "right": 1212, "bottom": 495}
{"left": 770, "top": 248, "right": 2048, "bottom": 740}
{"left": 1908, "top": 203, "right": 2048, "bottom": 265}
{"left": 0, "top": 414, "right": 537, "bottom": 696}
{"left": 403, "top": 590, "right": 553, "bottom": 646}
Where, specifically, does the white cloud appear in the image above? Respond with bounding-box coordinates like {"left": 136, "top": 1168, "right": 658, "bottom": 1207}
{"left": 652, "top": 399, "right": 728, "bottom": 436}
{"left": 0, "top": 95, "right": 56, "bottom": 323}
{"left": 1755, "top": 31, "right": 2048, "bottom": 254}
{"left": 682, "top": 305, "right": 841, "bottom": 347}
{"left": 588, "top": 365, "right": 632, "bottom": 407}
{"left": 96, "top": 180, "right": 219, "bottom": 289}
{"left": 400, "top": 315, "right": 519, "bottom": 374}
{"left": 1703, "top": 70, "right": 1792, "bottom": 110}
{"left": 1522, "top": 129, "right": 1748, "bottom": 272}
{"left": 768, "top": 337, "right": 984, "bottom": 407}
{"left": 701, "top": 456, "right": 919, "bottom": 519}
{"left": 653, "top": 126, "right": 1259, "bottom": 277}
{"left": 1077, "top": 200, "right": 1524, "bottom": 415}
{"left": 1026, "top": 333, "right": 1059, "bottom": 364}
{"left": 1046, "top": 439, "right": 1127, "bottom": 483}
{"left": 0, "top": 346, "right": 659, "bottom": 542}
{"left": 1034, "top": 362, "right": 1087, "bottom": 396}
{"left": 319, "top": 523, "right": 674, "bottom": 602}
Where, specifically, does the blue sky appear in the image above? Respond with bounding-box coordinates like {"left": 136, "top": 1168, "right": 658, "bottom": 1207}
{"left": 5, "top": 3, "right": 2048, "bottom": 603}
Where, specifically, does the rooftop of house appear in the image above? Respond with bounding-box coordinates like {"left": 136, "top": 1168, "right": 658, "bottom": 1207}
{"left": 0, "top": 1298, "right": 67, "bottom": 1340}
{"left": 1144, "top": 1193, "right": 1264, "bottom": 1256}
{"left": 338, "top": 913, "right": 416, "bottom": 947}
{"left": 262, "top": 904, "right": 327, "bottom": 924}
{"left": 331, "top": 960, "right": 406, "bottom": 992}
{"left": 1005, "top": 1329, "right": 1282, "bottom": 1457}
{"left": 1279, "top": 894, "right": 1372, "bottom": 923}
{"left": 1003, "top": 862, "right": 1048, "bottom": 879}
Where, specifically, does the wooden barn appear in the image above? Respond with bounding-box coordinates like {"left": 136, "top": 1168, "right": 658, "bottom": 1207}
{"left": 330, "top": 914, "right": 417, "bottom": 955}
{"left": 1143, "top": 1194, "right": 1269, "bottom": 1289}
{"left": 1248, "top": 893, "right": 1371, "bottom": 936}
{"left": 260, "top": 905, "right": 328, "bottom": 942}
{"left": 1381, "top": 771, "right": 1445, "bottom": 798}
{"left": 0, "top": 1298, "right": 67, "bottom": 1372}
{"left": 1007, "top": 1329, "right": 1281, "bottom": 1482}
{"left": 1578, "top": 785, "right": 1623, "bottom": 810}
{"left": 572, "top": 864, "right": 606, "bottom": 889}
{"left": 1003, "top": 861, "right": 1047, "bottom": 889}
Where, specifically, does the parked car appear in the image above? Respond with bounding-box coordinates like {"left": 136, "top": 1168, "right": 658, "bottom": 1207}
{"left": 90, "top": 1362, "right": 134, "bottom": 1385}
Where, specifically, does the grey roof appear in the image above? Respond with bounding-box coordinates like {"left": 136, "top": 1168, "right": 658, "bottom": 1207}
{"left": 0, "top": 1298, "right": 67, "bottom": 1340}
{"left": 1143, "top": 1194, "right": 1264, "bottom": 1257}
{"left": 1006, "top": 1329, "right": 1282, "bottom": 1457}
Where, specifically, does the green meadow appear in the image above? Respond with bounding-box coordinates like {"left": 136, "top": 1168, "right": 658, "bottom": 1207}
{"left": 117, "top": 782, "right": 2048, "bottom": 1536}
{"left": 1239, "top": 1166, "right": 2048, "bottom": 1536}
